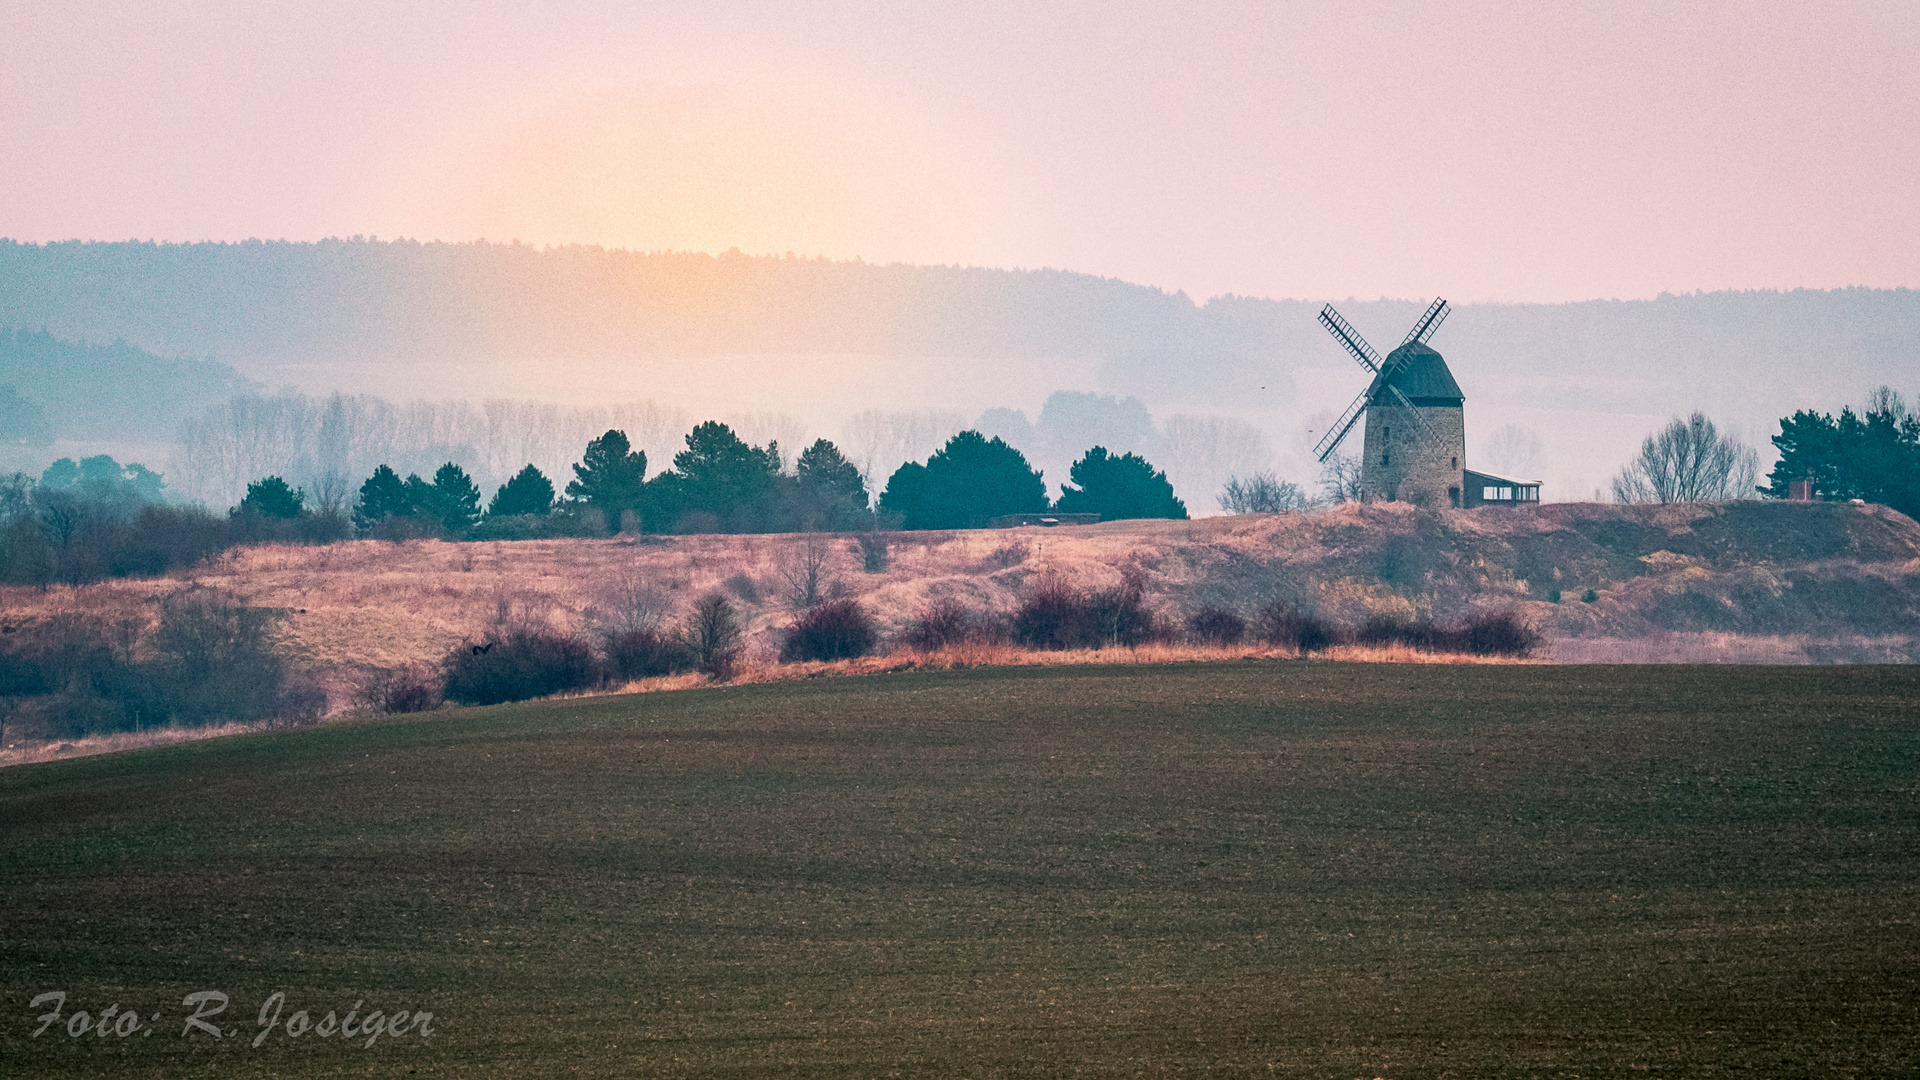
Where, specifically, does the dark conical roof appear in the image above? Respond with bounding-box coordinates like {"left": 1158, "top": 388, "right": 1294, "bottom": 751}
{"left": 1367, "top": 341, "right": 1463, "bottom": 406}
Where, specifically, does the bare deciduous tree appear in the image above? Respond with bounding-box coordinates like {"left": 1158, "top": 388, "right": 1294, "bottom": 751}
{"left": 594, "top": 564, "right": 672, "bottom": 635}
{"left": 1866, "top": 384, "right": 1910, "bottom": 421}
{"left": 775, "top": 532, "right": 836, "bottom": 610}
{"left": 1611, "top": 412, "right": 1759, "bottom": 504}
{"left": 727, "top": 411, "right": 809, "bottom": 472}
{"left": 1219, "top": 472, "right": 1315, "bottom": 514}
{"left": 1159, "top": 414, "right": 1271, "bottom": 511}
{"left": 172, "top": 391, "right": 690, "bottom": 510}
{"left": 1480, "top": 424, "right": 1544, "bottom": 478}
{"left": 841, "top": 409, "right": 968, "bottom": 494}
{"left": 1318, "top": 453, "right": 1366, "bottom": 504}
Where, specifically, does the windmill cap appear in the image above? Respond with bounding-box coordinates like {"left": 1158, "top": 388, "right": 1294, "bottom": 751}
{"left": 1369, "top": 341, "right": 1464, "bottom": 405}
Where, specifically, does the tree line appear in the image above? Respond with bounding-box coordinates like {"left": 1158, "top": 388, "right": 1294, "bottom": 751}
{"left": 340, "top": 423, "right": 1185, "bottom": 538}
{"left": 0, "top": 421, "right": 1188, "bottom": 586}
{"left": 1605, "top": 385, "right": 1917, "bottom": 519}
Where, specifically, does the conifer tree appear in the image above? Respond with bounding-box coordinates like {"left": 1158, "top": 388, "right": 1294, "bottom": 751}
{"left": 237, "top": 476, "right": 305, "bottom": 519}
{"left": 1054, "top": 447, "right": 1187, "bottom": 521}
{"left": 879, "top": 430, "right": 1046, "bottom": 529}
{"left": 355, "top": 465, "right": 410, "bottom": 529}
{"left": 566, "top": 430, "right": 648, "bottom": 522}
{"left": 431, "top": 462, "right": 483, "bottom": 533}
{"left": 488, "top": 464, "right": 555, "bottom": 518}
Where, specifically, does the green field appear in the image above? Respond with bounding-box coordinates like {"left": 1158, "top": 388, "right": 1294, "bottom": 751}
{"left": 3, "top": 662, "right": 1917, "bottom": 1077}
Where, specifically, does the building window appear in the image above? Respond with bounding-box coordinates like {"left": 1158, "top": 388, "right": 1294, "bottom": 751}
{"left": 1382, "top": 452, "right": 1390, "bottom": 467}
{"left": 1451, "top": 456, "right": 1458, "bottom": 468}
{"left": 1484, "top": 486, "right": 1514, "bottom": 501}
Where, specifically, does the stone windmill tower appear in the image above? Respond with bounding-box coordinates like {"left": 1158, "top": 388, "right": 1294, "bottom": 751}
{"left": 1312, "top": 298, "right": 1467, "bottom": 507}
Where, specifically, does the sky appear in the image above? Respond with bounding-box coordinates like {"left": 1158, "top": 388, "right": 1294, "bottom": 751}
{"left": 4, "top": 0, "right": 1917, "bottom": 303}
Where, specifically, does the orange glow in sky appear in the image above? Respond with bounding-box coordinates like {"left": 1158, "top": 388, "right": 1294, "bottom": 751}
{"left": 4, "top": 1, "right": 1917, "bottom": 302}
{"left": 401, "top": 80, "right": 1037, "bottom": 266}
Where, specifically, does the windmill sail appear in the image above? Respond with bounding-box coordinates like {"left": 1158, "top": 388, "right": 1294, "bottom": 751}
{"left": 1382, "top": 383, "right": 1446, "bottom": 452}
{"left": 1313, "top": 386, "right": 1371, "bottom": 462}
{"left": 1317, "top": 305, "right": 1381, "bottom": 372}
{"left": 1313, "top": 296, "right": 1459, "bottom": 479}
{"left": 1399, "top": 297, "right": 1450, "bottom": 349}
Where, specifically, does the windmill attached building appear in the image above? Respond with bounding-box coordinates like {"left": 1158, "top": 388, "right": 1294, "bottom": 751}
{"left": 1313, "top": 298, "right": 1540, "bottom": 508}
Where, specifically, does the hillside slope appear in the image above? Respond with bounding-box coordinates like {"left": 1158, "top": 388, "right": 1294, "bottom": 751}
{"left": 0, "top": 328, "right": 257, "bottom": 442}
{"left": 3, "top": 501, "right": 1913, "bottom": 717}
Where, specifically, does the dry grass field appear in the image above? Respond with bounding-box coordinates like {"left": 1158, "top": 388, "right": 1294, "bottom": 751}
{"left": 2, "top": 661, "right": 1916, "bottom": 1078}
{"left": 1, "top": 500, "right": 1914, "bottom": 758}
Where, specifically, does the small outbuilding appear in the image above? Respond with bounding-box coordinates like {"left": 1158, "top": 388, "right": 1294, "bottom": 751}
{"left": 1462, "top": 469, "right": 1541, "bottom": 508}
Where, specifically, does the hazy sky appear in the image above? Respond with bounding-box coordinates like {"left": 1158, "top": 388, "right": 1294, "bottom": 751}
{"left": 5, "top": 0, "right": 1916, "bottom": 303}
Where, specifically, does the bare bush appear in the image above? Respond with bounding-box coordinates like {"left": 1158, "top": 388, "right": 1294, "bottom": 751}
{"left": 443, "top": 631, "right": 601, "bottom": 706}
{"left": 902, "top": 599, "right": 1001, "bottom": 651}
{"left": 146, "top": 589, "right": 288, "bottom": 727}
{"left": 856, "top": 531, "right": 889, "bottom": 573}
{"left": 684, "top": 593, "right": 744, "bottom": 679}
{"left": 1256, "top": 602, "right": 1339, "bottom": 653}
{"left": 1187, "top": 606, "right": 1248, "bottom": 645}
{"left": 1456, "top": 611, "right": 1539, "bottom": 656}
{"left": 1014, "top": 569, "right": 1160, "bottom": 650}
{"left": 0, "top": 594, "right": 313, "bottom": 736}
{"left": 354, "top": 664, "right": 443, "bottom": 715}
{"left": 1354, "top": 611, "right": 1538, "bottom": 657}
{"left": 723, "top": 572, "right": 761, "bottom": 604}
{"left": 606, "top": 629, "right": 697, "bottom": 680}
{"left": 0, "top": 613, "right": 143, "bottom": 738}
{"left": 595, "top": 563, "right": 671, "bottom": 636}
{"left": 779, "top": 599, "right": 877, "bottom": 662}
{"left": 1611, "top": 412, "right": 1760, "bottom": 504}
{"left": 985, "top": 541, "right": 1029, "bottom": 568}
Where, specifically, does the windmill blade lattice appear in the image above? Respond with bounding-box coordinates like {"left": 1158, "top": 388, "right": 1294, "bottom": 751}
{"left": 1313, "top": 298, "right": 1452, "bottom": 463}
{"left": 1382, "top": 382, "right": 1446, "bottom": 453}
{"left": 1317, "top": 305, "right": 1382, "bottom": 373}
{"left": 1398, "top": 297, "right": 1450, "bottom": 350}
{"left": 1313, "top": 386, "right": 1371, "bottom": 462}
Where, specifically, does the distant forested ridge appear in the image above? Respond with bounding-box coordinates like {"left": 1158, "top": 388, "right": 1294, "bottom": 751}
{"left": 2, "top": 239, "right": 1914, "bottom": 414}
{"left": 0, "top": 328, "right": 257, "bottom": 441}
{"left": 0, "top": 238, "right": 1259, "bottom": 400}
{"left": 5, "top": 239, "right": 1919, "bottom": 510}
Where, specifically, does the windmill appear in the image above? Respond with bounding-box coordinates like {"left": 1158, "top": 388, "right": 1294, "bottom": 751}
{"left": 1312, "top": 298, "right": 1468, "bottom": 507}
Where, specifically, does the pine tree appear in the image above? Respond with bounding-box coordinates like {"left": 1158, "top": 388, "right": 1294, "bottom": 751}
{"left": 237, "top": 476, "right": 305, "bottom": 519}
{"left": 566, "top": 430, "right": 648, "bottom": 523}
{"left": 794, "top": 438, "right": 869, "bottom": 529}
{"left": 355, "top": 465, "right": 410, "bottom": 528}
{"left": 1054, "top": 446, "right": 1187, "bottom": 521}
{"left": 488, "top": 464, "right": 555, "bottom": 517}
{"left": 650, "top": 422, "right": 779, "bottom": 531}
{"left": 879, "top": 430, "right": 1047, "bottom": 529}
{"left": 1766, "top": 397, "right": 1920, "bottom": 516}
{"left": 431, "top": 462, "right": 483, "bottom": 533}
